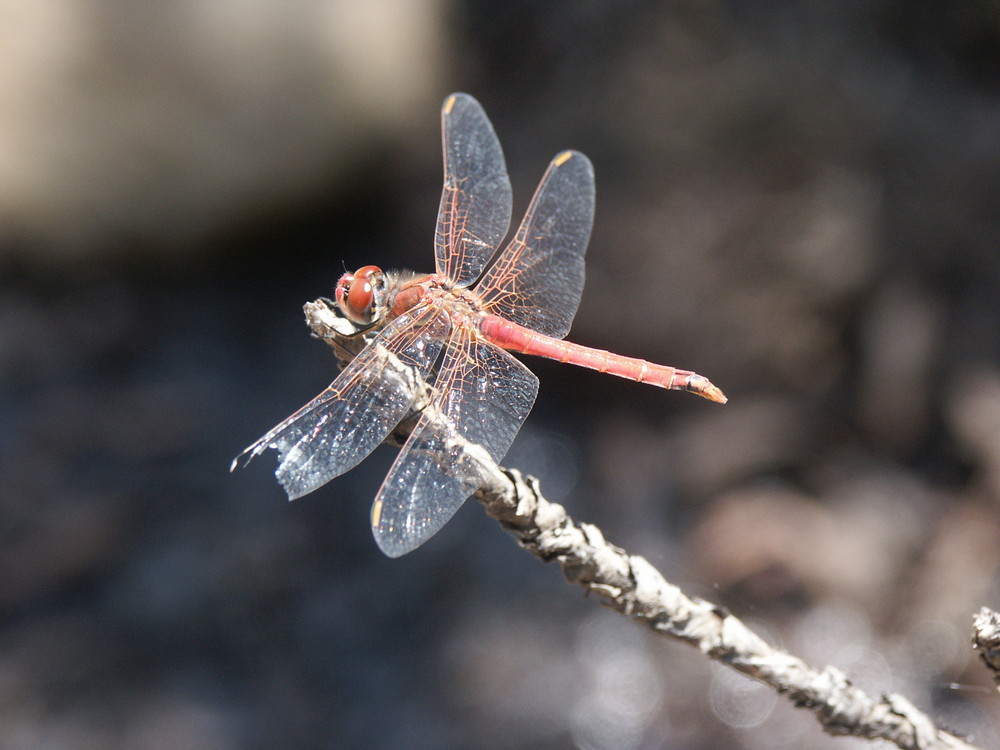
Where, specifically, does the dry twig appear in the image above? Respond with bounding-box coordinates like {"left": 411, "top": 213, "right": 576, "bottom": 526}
{"left": 473, "top": 467, "right": 979, "bottom": 749}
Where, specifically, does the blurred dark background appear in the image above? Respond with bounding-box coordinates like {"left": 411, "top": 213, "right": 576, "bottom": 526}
{"left": 3, "top": 1, "right": 1000, "bottom": 748}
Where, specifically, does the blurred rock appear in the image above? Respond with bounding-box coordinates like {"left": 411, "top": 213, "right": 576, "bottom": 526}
{"left": 0, "top": 0, "right": 445, "bottom": 261}
{"left": 690, "top": 467, "right": 931, "bottom": 611}
{"left": 858, "top": 278, "right": 945, "bottom": 454}
{"left": 947, "top": 369, "right": 1000, "bottom": 499}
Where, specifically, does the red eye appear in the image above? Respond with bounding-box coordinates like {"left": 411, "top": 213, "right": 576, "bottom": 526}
{"left": 347, "top": 277, "right": 373, "bottom": 316}
{"left": 336, "top": 265, "right": 382, "bottom": 324}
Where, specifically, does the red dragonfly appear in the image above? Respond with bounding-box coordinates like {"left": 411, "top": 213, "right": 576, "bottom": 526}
{"left": 233, "top": 93, "right": 726, "bottom": 557}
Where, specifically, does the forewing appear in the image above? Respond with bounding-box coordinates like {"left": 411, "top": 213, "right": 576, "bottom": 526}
{"left": 476, "top": 150, "right": 594, "bottom": 338}
{"left": 371, "top": 335, "right": 539, "bottom": 557}
{"left": 232, "top": 307, "right": 450, "bottom": 500}
{"left": 436, "top": 93, "right": 513, "bottom": 285}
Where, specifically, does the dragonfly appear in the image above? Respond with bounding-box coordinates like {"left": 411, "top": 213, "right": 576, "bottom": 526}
{"left": 233, "top": 92, "right": 726, "bottom": 557}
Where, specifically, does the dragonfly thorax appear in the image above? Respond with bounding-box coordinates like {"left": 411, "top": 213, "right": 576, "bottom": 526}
{"left": 385, "top": 272, "right": 484, "bottom": 323}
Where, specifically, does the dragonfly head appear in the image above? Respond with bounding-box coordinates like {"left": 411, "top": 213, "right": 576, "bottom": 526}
{"left": 335, "top": 265, "right": 388, "bottom": 326}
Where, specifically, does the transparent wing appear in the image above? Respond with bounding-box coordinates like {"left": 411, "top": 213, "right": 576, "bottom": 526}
{"left": 371, "top": 334, "right": 539, "bottom": 557}
{"left": 475, "top": 150, "right": 595, "bottom": 338}
{"left": 232, "top": 306, "right": 450, "bottom": 500}
{"left": 435, "top": 92, "right": 513, "bottom": 286}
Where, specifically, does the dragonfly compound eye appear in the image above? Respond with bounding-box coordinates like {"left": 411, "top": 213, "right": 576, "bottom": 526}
{"left": 337, "top": 265, "right": 384, "bottom": 324}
